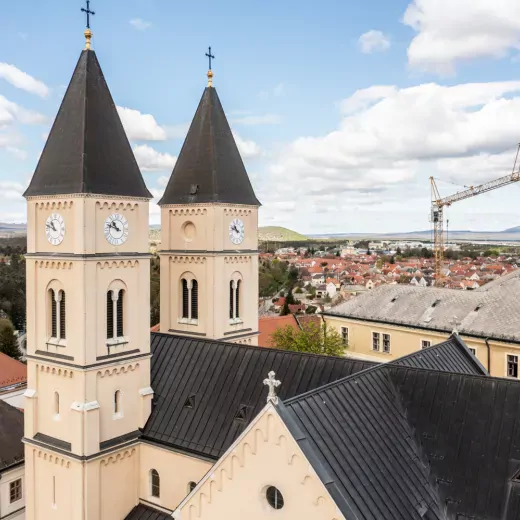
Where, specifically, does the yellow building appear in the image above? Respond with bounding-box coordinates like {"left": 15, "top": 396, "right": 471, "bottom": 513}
{"left": 323, "top": 272, "right": 520, "bottom": 377}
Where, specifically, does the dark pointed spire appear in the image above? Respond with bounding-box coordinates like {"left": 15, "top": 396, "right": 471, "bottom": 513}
{"left": 24, "top": 50, "right": 152, "bottom": 199}
{"left": 158, "top": 86, "right": 260, "bottom": 206}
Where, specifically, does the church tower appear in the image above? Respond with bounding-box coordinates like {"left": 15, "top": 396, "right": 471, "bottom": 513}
{"left": 23, "top": 27, "right": 153, "bottom": 519}
{"left": 159, "top": 63, "right": 260, "bottom": 345}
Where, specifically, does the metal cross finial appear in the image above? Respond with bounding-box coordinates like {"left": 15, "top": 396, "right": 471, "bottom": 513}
{"left": 81, "top": 0, "right": 95, "bottom": 29}
{"left": 205, "top": 46, "right": 215, "bottom": 71}
{"left": 263, "top": 371, "right": 281, "bottom": 405}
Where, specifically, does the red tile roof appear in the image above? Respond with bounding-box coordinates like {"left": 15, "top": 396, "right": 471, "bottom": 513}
{"left": 0, "top": 352, "right": 27, "bottom": 389}
{"left": 258, "top": 315, "right": 299, "bottom": 347}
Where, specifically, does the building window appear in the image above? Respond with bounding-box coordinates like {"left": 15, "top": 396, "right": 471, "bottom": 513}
{"left": 181, "top": 277, "right": 199, "bottom": 321}
{"left": 372, "top": 332, "right": 380, "bottom": 351}
{"left": 236, "top": 280, "right": 241, "bottom": 318}
{"left": 107, "top": 289, "right": 125, "bottom": 340}
{"left": 266, "top": 486, "right": 284, "bottom": 510}
{"left": 383, "top": 334, "right": 391, "bottom": 353}
{"left": 54, "top": 391, "right": 60, "bottom": 416}
{"left": 229, "top": 279, "right": 242, "bottom": 320}
{"left": 114, "top": 390, "right": 121, "bottom": 414}
{"left": 229, "top": 281, "right": 234, "bottom": 319}
{"left": 341, "top": 327, "right": 349, "bottom": 345}
{"left": 10, "top": 478, "right": 22, "bottom": 503}
{"left": 508, "top": 355, "right": 518, "bottom": 378}
{"left": 468, "top": 347, "right": 476, "bottom": 356}
{"left": 150, "top": 469, "right": 160, "bottom": 498}
{"left": 421, "top": 340, "right": 431, "bottom": 349}
{"left": 59, "top": 291, "right": 66, "bottom": 340}
{"left": 50, "top": 289, "right": 57, "bottom": 338}
{"left": 188, "top": 481, "right": 197, "bottom": 493}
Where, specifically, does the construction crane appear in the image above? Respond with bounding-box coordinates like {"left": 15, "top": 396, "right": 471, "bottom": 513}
{"left": 430, "top": 144, "right": 520, "bottom": 286}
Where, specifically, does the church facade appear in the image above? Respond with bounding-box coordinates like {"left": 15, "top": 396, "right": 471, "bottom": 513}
{"left": 19, "top": 29, "right": 520, "bottom": 520}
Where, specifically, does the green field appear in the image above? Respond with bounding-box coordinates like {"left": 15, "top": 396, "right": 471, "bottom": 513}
{"left": 258, "top": 226, "right": 308, "bottom": 242}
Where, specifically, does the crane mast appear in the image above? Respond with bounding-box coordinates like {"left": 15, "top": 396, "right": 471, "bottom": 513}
{"left": 431, "top": 144, "right": 520, "bottom": 286}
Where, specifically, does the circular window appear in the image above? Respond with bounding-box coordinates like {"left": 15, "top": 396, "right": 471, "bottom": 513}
{"left": 266, "top": 486, "right": 284, "bottom": 509}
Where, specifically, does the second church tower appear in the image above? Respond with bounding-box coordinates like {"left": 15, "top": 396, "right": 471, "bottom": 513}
{"left": 159, "top": 70, "right": 260, "bottom": 345}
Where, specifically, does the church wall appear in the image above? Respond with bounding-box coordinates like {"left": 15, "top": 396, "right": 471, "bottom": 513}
{"left": 139, "top": 443, "right": 212, "bottom": 511}
{"left": 174, "top": 406, "right": 344, "bottom": 520}
{"left": 324, "top": 315, "right": 504, "bottom": 374}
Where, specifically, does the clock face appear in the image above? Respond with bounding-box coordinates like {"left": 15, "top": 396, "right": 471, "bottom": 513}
{"left": 104, "top": 213, "right": 129, "bottom": 246}
{"left": 45, "top": 213, "right": 66, "bottom": 246}
{"left": 229, "top": 218, "right": 245, "bottom": 245}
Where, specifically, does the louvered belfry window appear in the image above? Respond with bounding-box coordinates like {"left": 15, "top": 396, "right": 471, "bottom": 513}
{"left": 50, "top": 289, "right": 57, "bottom": 338}
{"left": 229, "top": 281, "right": 234, "bottom": 319}
{"left": 235, "top": 280, "right": 241, "bottom": 318}
{"left": 107, "top": 291, "right": 114, "bottom": 339}
{"left": 191, "top": 280, "right": 199, "bottom": 320}
{"left": 117, "top": 290, "right": 124, "bottom": 337}
{"left": 59, "top": 291, "right": 66, "bottom": 340}
{"left": 182, "top": 279, "right": 189, "bottom": 318}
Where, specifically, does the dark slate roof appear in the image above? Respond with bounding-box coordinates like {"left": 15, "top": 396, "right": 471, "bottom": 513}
{"left": 144, "top": 333, "right": 376, "bottom": 460}
{"left": 124, "top": 504, "right": 171, "bottom": 520}
{"left": 392, "top": 333, "right": 488, "bottom": 375}
{"left": 158, "top": 87, "right": 260, "bottom": 206}
{"left": 0, "top": 399, "right": 24, "bottom": 471}
{"left": 280, "top": 336, "right": 520, "bottom": 520}
{"left": 24, "top": 50, "right": 151, "bottom": 199}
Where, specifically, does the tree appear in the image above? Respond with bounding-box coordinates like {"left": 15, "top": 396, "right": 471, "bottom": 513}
{"left": 286, "top": 288, "right": 296, "bottom": 305}
{"left": 270, "top": 321, "right": 345, "bottom": 356}
{"left": 279, "top": 299, "right": 290, "bottom": 316}
{"left": 396, "top": 246, "right": 402, "bottom": 255}
{"left": 0, "top": 319, "right": 22, "bottom": 360}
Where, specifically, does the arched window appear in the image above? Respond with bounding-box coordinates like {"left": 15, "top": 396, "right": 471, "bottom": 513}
{"left": 106, "top": 291, "right": 114, "bottom": 339}
{"left": 182, "top": 279, "right": 189, "bottom": 319}
{"left": 59, "top": 291, "right": 66, "bottom": 339}
{"left": 107, "top": 288, "right": 125, "bottom": 340}
{"left": 191, "top": 280, "right": 198, "bottom": 320}
{"left": 229, "top": 277, "right": 242, "bottom": 320}
{"left": 150, "top": 469, "right": 160, "bottom": 498}
{"left": 54, "top": 391, "right": 60, "bottom": 416}
{"left": 114, "top": 390, "right": 121, "bottom": 414}
{"left": 117, "top": 290, "right": 124, "bottom": 337}
{"left": 50, "top": 289, "right": 57, "bottom": 338}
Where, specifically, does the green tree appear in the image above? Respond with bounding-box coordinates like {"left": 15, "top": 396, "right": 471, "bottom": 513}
{"left": 286, "top": 288, "right": 296, "bottom": 305}
{"left": 270, "top": 321, "right": 345, "bottom": 356}
{"left": 279, "top": 298, "right": 290, "bottom": 316}
{"left": 0, "top": 319, "right": 22, "bottom": 360}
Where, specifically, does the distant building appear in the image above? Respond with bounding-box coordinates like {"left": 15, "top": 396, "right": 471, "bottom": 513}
{"left": 0, "top": 352, "right": 27, "bottom": 409}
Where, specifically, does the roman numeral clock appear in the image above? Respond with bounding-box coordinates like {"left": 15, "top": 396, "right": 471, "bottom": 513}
{"left": 104, "top": 213, "right": 129, "bottom": 246}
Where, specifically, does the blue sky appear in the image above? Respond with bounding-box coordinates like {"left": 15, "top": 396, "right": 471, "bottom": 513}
{"left": 2, "top": 0, "right": 520, "bottom": 233}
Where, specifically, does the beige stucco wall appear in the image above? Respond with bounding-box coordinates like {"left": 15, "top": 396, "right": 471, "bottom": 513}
{"left": 0, "top": 464, "right": 25, "bottom": 519}
{"left": 160, "top": 205, "right": 259, "bottom": 345}
{"left": 174, "top": 405, "right": 344, "bottom": 520}
{"left": 325, "top": 315, "right": 520, "bottom": 377}
{"left": 139, "top": 443, "right": 212, "bottom": 511}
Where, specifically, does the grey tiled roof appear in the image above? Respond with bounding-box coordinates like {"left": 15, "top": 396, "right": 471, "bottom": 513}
{"left": 326, "top": 270, "right": 520, "bottom": 342}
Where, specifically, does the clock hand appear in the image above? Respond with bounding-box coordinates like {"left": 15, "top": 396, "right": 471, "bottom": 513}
{"left": 51, "top": 221, "right": 57, "bottom": 232}
{"left": 232, "top": 225, "right": 239, "bottom": 233}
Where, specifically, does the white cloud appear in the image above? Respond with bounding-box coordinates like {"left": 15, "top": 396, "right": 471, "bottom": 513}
{"left": 163, "top": 123, "right": 190, "bottom": 139}
{"left": 233, "top": 133, "right": 261, "bottom": 159}
{"left": 133, "top": 144, "right": 176, "bottom": 172}
{"left": 262, "top": 80, "right": 520, "bottom": 232}
{"left": 230, "top": 114, "right": 281, "bottom": 126}
{"left": 129, "top": 18, "right": 152, "bottom": 31}
{"left": 117, "top": 106, "right": 167, "bottom": 141}
{"left": 0, "top": 95, "right": 46, "bottom": 127}
{"left": 0, "top": 63, "right": 49, "bottom": 97}
{"left": 358, "top": 30, "right": 391, "bottom": 54}
{"left": 403, "top": 0, "right": 520, "bottom": 74}
{"left": 0, "top": 181, "right": 25, "bottom": 200}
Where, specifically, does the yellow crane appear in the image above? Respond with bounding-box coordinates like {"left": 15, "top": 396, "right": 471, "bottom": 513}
{"left": 430, "top": 144, "right": 520, "bottom": 286}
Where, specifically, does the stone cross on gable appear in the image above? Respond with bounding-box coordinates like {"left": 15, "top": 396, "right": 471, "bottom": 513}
{"left": 263, "top": 371, "right": 281, "bottom": 405}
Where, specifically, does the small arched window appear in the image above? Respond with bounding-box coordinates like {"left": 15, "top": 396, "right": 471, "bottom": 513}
{"left": 107, "top": 291, "right": 114, "bottom": 339}
{"left": 188, "top": 481, "right": 197, "bottom": 493}
{"left": 229, "top": 281, "right": 234, "bottom": 319}
{"left": 236, "top": 280, "right": 241, "bottom": 319}
{"left": 117, "top": 290, "right": 124, "bottom": 337}
{"left": 114, "top": 390, "right": 121, "bottom": 414}
{"left": 54, "top": 391, "right": 60, "bottom": 416}
{"left": 191, "top": 280, "right": 198, "bottom": 320}
{"left": 229, "top": 278, "right": 242, "bottom": 320}
{"left": 181, "top": 279, "right": 189, "bottom": 319}
{"left": 107, "top": 288, "right": 125, "bottom": 340}
{"left": 150, "top": 469, "right": 160, "bottom": 498}
{"left": 50, "top": 289, "right": 57, "bottom": 338}
{"left": 59, "top": 291, "right": 66, "bottom": 339}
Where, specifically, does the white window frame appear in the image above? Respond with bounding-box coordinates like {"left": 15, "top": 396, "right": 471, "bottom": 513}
{"left": 507, "top": 353, "right": 519, "bottom": 378}
{"left": 421, "top": 340, "right": 431, "bottom": 349}
{"left": 9, "top": 477, "right": 22, "bottom": 504}
{"left": 382, "top": 333, "right": 391, "bottom": 354}
{"left": 372, "top": 332, "right": 380, "bottom": 352}
{"left": 341, "top": 327, "right": 349, "bottom": 346}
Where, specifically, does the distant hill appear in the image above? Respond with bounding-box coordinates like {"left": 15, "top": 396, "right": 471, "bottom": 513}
{"left": 258, "top": 226, "right": 308, "bottom": 242}
{"left": 0, "top": 222, "right": 26, "bottom": 235}
{"left": 503, "top": 226, "right": 520, "bottom": 233}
